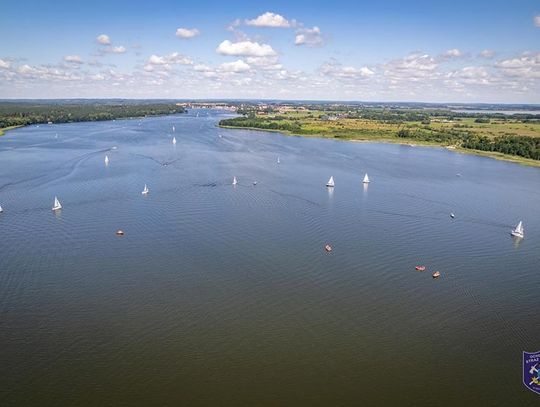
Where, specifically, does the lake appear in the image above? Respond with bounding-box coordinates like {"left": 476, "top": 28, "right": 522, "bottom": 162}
{"left": 1, "top": 109, "right": 539, "bottom": 406}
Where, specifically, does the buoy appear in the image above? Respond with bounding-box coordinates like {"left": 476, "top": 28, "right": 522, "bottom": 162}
{"left": 432, "top": 271, "right": 441, "bottom": 278}
{"left": 415, "top": 266, "right": 426, "bottom": 271}
{"left": 324, "top": 244, "right": 332, "bottom": 252}
{"left": 116, "top": 230, "right": 124, "bottom": 236}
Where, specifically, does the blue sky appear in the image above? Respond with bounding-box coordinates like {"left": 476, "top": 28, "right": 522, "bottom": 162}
{"left": 1, "top": 0, "right": 539, "bottom": 102}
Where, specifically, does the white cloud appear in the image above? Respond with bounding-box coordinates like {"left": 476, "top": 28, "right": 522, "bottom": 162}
{"left": 245, "top": 56, "right": 283, "bottom": 70}
{"left": 495, "top": 53, "right": 540, "bottom": 78}
{"left": 443, "top": 48, "right": 462, "bottom": 58}
{"left": 480, "top": 49, "right": 495, "bottom": 59}
{"left": 534, "top": 15, "right": 540, "bottom": 27}
{"left": 97, "top": 34, "right": 111, "bottom": 45}
{"left": 227, "top": 19, "right": 241, "bottom": 31}
{"left": 383, "top": 53, "right": 438, "bottom": 81}
{"left": 220, "top": 59, "right": 251, "bottom": 73}
{"left": 111, "top": 46, "right": 126, "bottom": 54}
{"left": 149, "top": 53, "right": 192, "bottom": 65}
{"left": 216, "top": 40, "right": 276, "bottom": 57}
{"left": 194, "top": 64, "right": 213, "bottom": 72}
{"left": 321, "top": 62, "right": 374, "bottom": 79}
{"left": 446, "top": 66, "right": 491, "bottom": 85}
{"left": 0, "top": 58, "right": 11, "bottom": 69}
{"left": 176, "top": 27, "right": 200, "bottom": 39}
{"left": 245, "top": 12, "right": 292, "bottom": 28}
{"left": 90, "top": 73, "right": 105, "bottom": 81}
{"left": 64, "top": 55, "right": 83, "bottom": 63}
{"left": 294, "top": 26, "right": 323, "bottom": 47}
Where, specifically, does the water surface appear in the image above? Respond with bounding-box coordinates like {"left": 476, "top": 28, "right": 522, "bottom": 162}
{"left": 1, "top": 110, "right": 539, "bottom": 406}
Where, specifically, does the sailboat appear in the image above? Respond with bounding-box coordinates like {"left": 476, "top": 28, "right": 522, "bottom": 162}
{"left": 52, "top": 196, "right": 62, "bottom": 211}
{"left": 0, "top": 205, "right": 3, "bottom": 213}
{"left": 172, "top": 137, "right": 177, "bottom": 145}
{"left": 104, "top": 155, "right": 110, "bottom": 165}
{"left": 363, "top": 173, "right": 370, "bottom": 184}
{"left": 277, "top": 157, "right": 280, "bottom": 164}
{"left": 172, "top": 125, "right": 175, "bottom": 132}
{"left": 232, "top": 176, "right": 238, "bottom": 185}
{"left": 326, "top": 176, "right": 335, "bottom": 187}
{"left": 142, "top": 184, "right": 149, "bottom": 195}
{"left": 511, "top": 221, "right": 524, "bottom": 238}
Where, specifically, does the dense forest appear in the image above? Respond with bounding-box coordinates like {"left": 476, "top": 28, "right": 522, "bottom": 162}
{"left": 219, "top": 116, "right": 302, "bottom": 132}
{"left": 0, "top": 102, "right": 186, "bottom": 128}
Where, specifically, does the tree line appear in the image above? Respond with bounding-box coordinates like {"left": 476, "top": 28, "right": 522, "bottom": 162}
{"left": 0, "top": 103, "right": 186, "bottom": 128}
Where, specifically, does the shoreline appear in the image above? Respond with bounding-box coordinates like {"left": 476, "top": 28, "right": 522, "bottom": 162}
{"left": 0, "top": 125, "right": 24, "bottom": 136}
{"left": 219, "top": 124, "right": 540, "bottom": 168}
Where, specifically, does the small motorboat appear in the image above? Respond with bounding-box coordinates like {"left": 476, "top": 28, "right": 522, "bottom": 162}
{"left": 415, "top": 265, "right": 426, "bottom": 271}
{"left": 450, "top": 213, "right": 455, "bottom": 218}
{"left": 253, "top": 181, "right": 258, "bottom": 185}
{"left": 324, "top": 244, "right": 332, "bottom": 252}
{"left": 116, "top": 230, "right": 125, "bottom": 236}
{"left": 432, "top": 271, "right": 441, "bottom": 278}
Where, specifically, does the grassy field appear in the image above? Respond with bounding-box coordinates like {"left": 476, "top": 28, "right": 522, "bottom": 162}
{"left": 220, "top": 109, "right": 540, "bottom": 166}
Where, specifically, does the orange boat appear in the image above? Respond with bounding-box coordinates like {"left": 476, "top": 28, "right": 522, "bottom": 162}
{"left": 415, "top": 266, "right": 426, "bottom": 271}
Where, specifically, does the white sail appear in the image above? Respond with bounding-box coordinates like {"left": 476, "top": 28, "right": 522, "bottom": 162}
{"left": 277, "top": 157, "right": 280, "bottom": 164}
{"left": 104, "top": 155, "right": 109, "bottom": 165}
{"left": 511, "top": 221, "right": 524, "bottom": 238}
{"left": 172, "top": 125, "right": 175, "bottom": 132}
{"left": 52, "top": 196, "right": 62, "bottom": 211}
{"left": 232, "top": 176, "right": 238, "bottom": 185}
{"left": 142, "top": 184, "right": 149, "bottom": 195}
{"left": 363, "top": 173, "right": 370, "bottom": 183}
{"left": 172, "top": 137, "right": 177, "bottom": 144}
{"left": 326, "top": 176, "right": 335, "bottom": 187}
{"left": 0, "top": 205, "right": 3, "bottom": 213}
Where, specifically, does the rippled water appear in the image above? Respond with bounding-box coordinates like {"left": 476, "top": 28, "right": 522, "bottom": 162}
{"left": 1, "top": 110, "right": 539, "bottom": 406}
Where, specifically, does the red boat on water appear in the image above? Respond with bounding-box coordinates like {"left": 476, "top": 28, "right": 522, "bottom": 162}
{"left": 415, "top": 266, "right": 426, "bottom": 271}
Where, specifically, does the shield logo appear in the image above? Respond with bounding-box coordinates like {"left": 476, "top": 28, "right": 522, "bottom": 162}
{"left": 523, "top": 351, "right": 540, "bottom": 395}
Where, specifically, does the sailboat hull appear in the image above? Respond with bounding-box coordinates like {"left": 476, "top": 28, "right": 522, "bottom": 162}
{"left": 510, "top": 231, "right": 524, "bottom": 238}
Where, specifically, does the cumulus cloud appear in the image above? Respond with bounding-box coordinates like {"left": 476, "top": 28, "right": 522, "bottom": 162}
{"left": 176, "top": 27, "right": 200, "bottom": 39}
{"left": 479, "top": 49, "right": 495, "bottom": 59}
{"left": 446, "top": 66, "right": 491, "bottom": 85}
{"left": 111, "top": 46, "right": 126, "bottom": 54}
{"left": 148, "top": 52, "right": 192, "bottom": 65}
{"left": 64, "top": 55, "right": 83, "bottom": 64}
{"left": 0, "top": 58, "right": 11, "bottom": 69}
{"left": 245, "top": 56, "right": 283, "bottom": 70}
{"left": 443, "top": 48, "right": 462, "bottom": 58}
{"left": 96, "top": 34, "right": 111, "bottom": 45}
{"left": 144, "top": 52, "right": 193, "bottom": 71}
{"left": 495, "top": 52, "right": 540, "bottom": 78}
{"left": 219, "top": 59, "right": 251, "bottom": 73}
{"left": 216, "top": 40, "right": 276, "bottom": 57}
{"left": 245, "top": 12, "right": 293, "bottom": 28}
{"left": 321, "top": 62, "right": 374, "bottom": 79}
{"left": 294, "top": 26, "right": 323, "bottom": 47}
{"left": 534, "top": 15, "right": 540, "bottom": 27}
{"left": 382, "top": 53, "right": 438, "bottom": 81}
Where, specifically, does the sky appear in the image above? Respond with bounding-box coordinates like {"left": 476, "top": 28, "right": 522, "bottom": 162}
{"left": 1, "top": 0, "right": 539, "bottom": 103}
